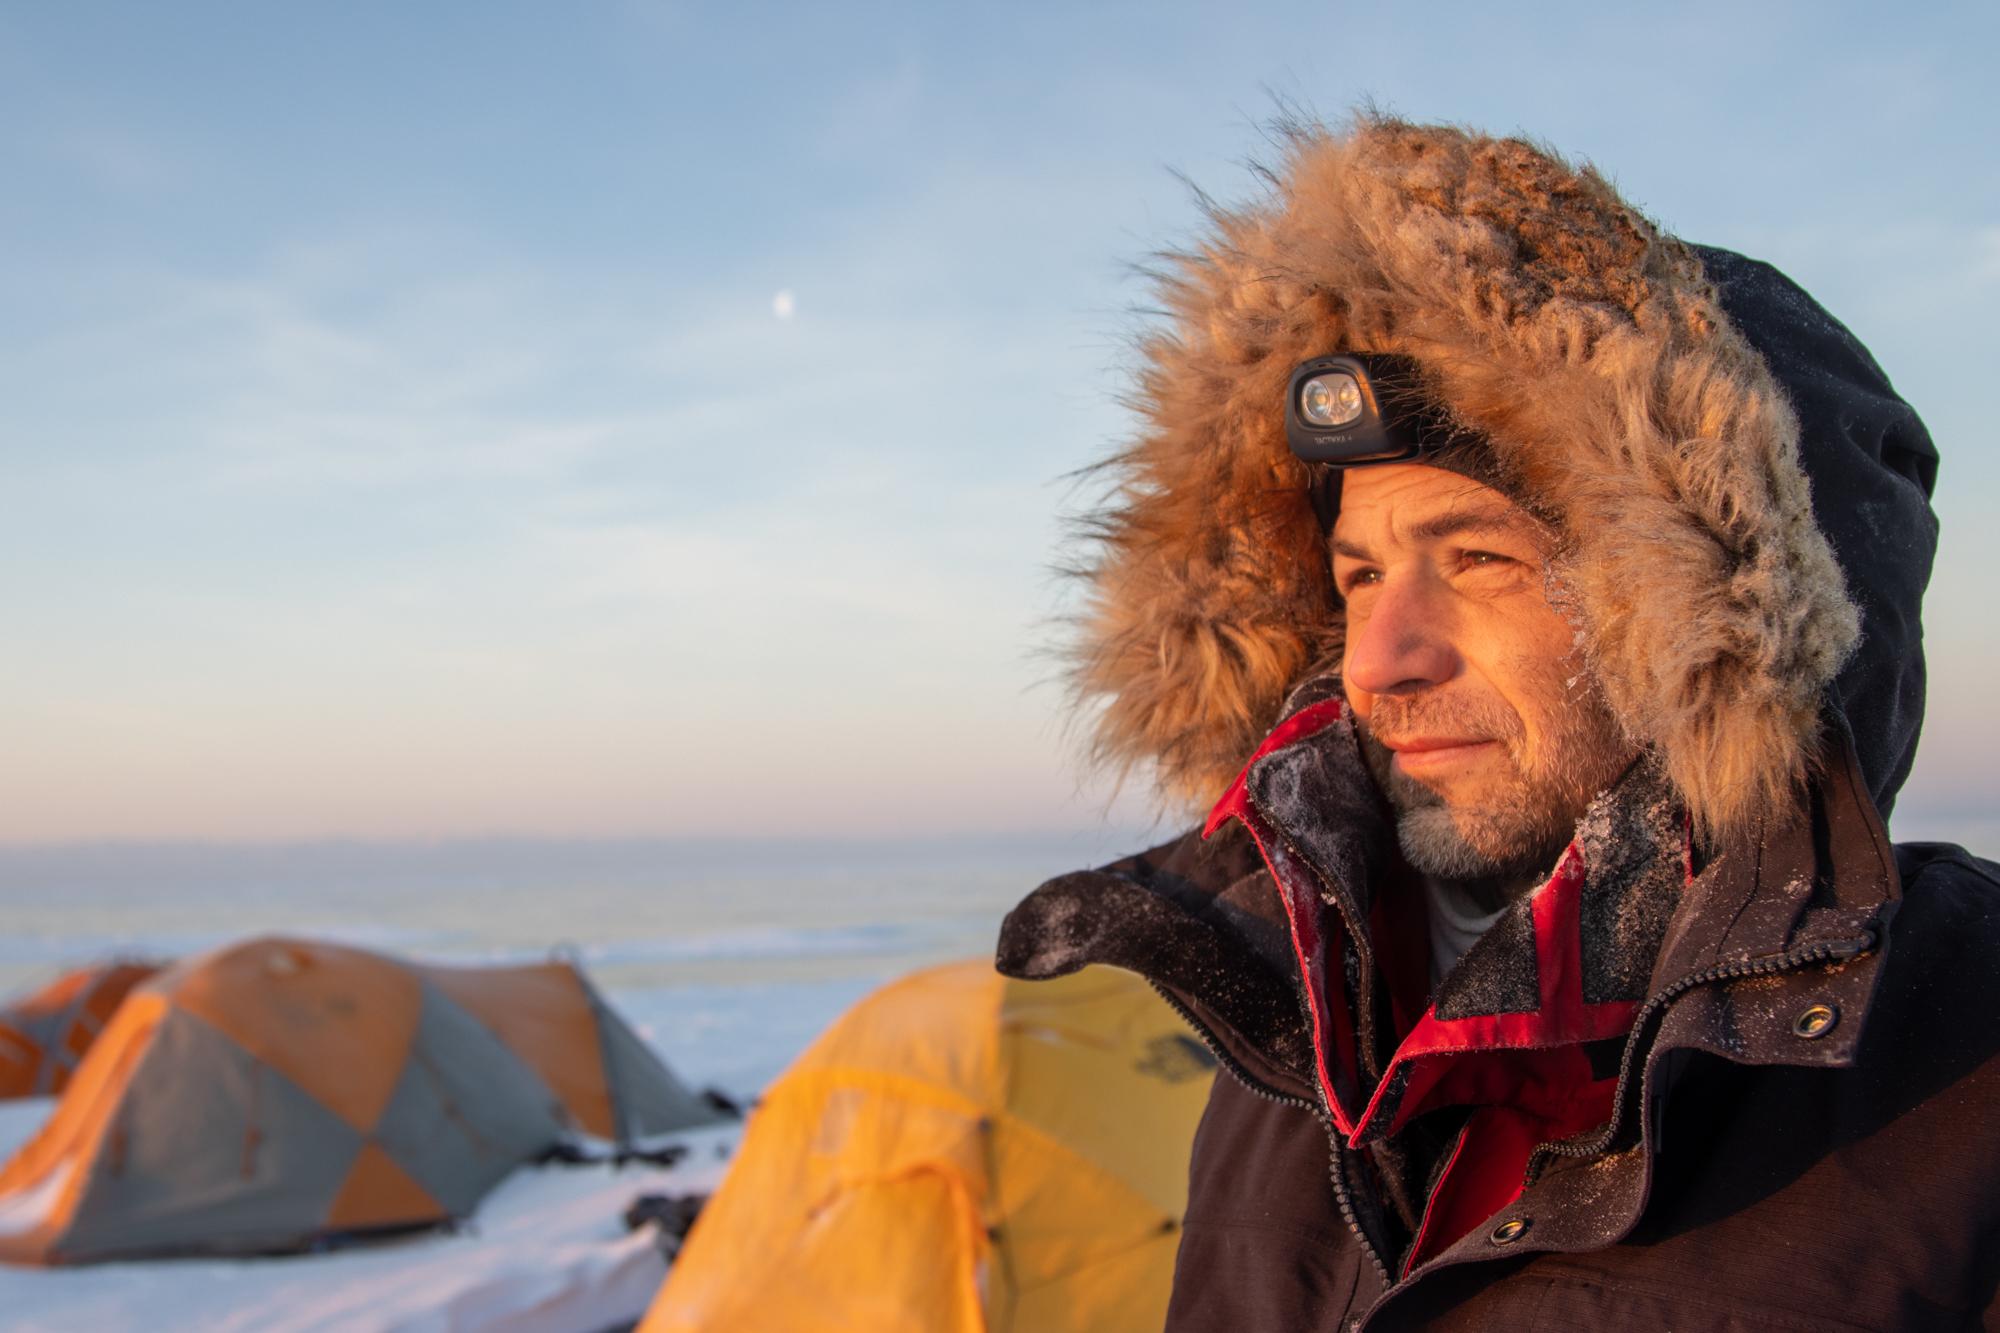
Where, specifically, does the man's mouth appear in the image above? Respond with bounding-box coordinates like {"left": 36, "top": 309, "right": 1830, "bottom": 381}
{"left": 1381, "top": 735, "right": 1498, "bottom": 778}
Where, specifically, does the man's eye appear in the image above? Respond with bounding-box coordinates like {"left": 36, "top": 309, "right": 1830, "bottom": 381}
{"left": 1339, "top": 568, "right": 1382, "bottom": 594}
{"left": 1463, "top": 550, "right": 1513, "bottom": 570}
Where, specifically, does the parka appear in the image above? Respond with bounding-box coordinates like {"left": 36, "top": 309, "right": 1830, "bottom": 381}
{"left": 995, "top": 117, "right": 2000, "bottom": 1329}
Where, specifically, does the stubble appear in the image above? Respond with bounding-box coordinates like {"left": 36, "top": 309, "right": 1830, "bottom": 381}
{"left": 1356, "top": 656, "right": 1632, "bottom": 886}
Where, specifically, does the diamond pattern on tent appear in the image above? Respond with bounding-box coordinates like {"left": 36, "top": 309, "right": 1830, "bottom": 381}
{"left": 169, "top": 940, "right": 421, "bottom": 1134}
{"left": 368, "top": 981, "right": 568, "bottom": 1216}
{"left": 65, "top": 1007, "right": 363, "bottom": 1259}
{"left": 419, "top": 961, "right": 615, "bottom": 1137}
{"left": 323, "top": 1143, "right": 443, "bottom": 1232}
{"left": 589, "top": 980, "right": 721, "bottom": 1140}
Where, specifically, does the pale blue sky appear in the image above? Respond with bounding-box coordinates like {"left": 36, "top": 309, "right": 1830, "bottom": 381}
{"left": 1, "top": 2, "right": 1993, "bottom": 842}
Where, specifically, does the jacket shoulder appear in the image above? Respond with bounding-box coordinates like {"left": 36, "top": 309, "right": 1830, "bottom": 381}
{"left": 1895, "top": 840, "right": 2000, "bottom": 894}
{"left": 1855, "top": 841, "right": 2000, "bottom": 1088}
{"left": 1889, "top": 840, "right": 2000, "bottom": 952}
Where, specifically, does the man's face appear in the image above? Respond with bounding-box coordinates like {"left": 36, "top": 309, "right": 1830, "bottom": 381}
{"left": 1332, "top": 464, "right": 1635, "bottom": 881}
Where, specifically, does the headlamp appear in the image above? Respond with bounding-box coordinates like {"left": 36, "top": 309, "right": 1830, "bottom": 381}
{"left": 1285, "top": 352, "right": 1492, "bottom": 528}
{"left": 1285, "top": 354, "right": 1424, "bottom": 465}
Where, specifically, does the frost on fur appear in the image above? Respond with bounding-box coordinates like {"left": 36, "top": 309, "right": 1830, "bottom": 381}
{"left": 1062, "top": 114, "right": 1858, "bottom": 838}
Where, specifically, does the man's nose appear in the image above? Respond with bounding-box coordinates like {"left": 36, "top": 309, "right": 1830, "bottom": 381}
{"left": 1343, "top": 574, "right": 1460, "bottom": 696}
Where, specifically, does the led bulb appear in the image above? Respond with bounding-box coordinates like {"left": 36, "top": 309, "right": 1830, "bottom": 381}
{"left": 1300, "top": 373, "right": 1365, "bottom": 428}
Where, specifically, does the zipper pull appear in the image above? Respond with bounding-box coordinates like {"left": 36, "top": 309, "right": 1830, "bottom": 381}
{"left": 1817, "top": 928, "right": 1877, "bottom": 962}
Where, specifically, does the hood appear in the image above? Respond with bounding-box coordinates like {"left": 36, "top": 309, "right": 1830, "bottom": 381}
{"left": 1067, "top": 114, "right": 1939, "bottom": 834}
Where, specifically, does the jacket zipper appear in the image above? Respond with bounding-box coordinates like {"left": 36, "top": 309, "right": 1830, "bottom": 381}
{"left": 1225, "top": 782, "right": 1408, "bottom": 1290}
{"left": 1155, "top": 928, "right": 1879, "bottom": 1322}
{"left": 1343, "top": 928, "right": 1885, "bottom": 1333}
{"left": 1522, "top": 928, "right": 1878, "bottom": 1185}
{"left": 1146, "top": 979, "right": 1394, "bottom": 1288}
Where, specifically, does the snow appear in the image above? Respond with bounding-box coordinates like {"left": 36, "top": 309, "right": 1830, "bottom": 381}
{"left": 0, "top": 1102, "right": 66, "bottom": 1239}
{"left": 0, "top": 1161, "right": 66, "bottom": 1240}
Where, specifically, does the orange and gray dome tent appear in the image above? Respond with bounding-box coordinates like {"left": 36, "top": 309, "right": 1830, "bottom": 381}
{"left": 0, "top": 960, "right": 161, "bottom": 1100}
{"left": 0, "top": 936, "right": 726, "bottom": 1265}
{"left": 639, "top": 959, "right": 1217, "bottom": 1333}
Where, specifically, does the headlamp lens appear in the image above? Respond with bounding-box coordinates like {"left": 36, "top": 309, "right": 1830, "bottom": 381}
{"left": 1299, "top": 372, "right": 1365, "bottom": 428}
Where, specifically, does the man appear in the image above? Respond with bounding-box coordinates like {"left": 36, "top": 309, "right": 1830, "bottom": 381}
{"left": 996, "top": 116, "right": 2000, "bottom": 1329}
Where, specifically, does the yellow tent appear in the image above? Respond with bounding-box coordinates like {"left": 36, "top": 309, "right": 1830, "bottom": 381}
{"left": 640, "top": 959, "right": 1216, "bottom": 1333}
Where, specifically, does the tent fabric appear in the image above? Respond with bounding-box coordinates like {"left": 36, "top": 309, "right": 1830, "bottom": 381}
{"left": 0, "top": 962, "right": 160, "bottom": 1100}
{"left": 640, "top": 960, "right": 1217, "bottom": 1333}
{"left": 424, "top": 958, "right": 720, "bottom": 1142}
{"left": 0, "top": 937, "right": 724, "bottom": 1265}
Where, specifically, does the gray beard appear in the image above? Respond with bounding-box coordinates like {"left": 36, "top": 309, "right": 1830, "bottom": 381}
{"left": 1382, "top": 778, "right": 1573, "bottom": 889}
{"left": 1355, "top": 683, "right": 1633, "bottom": 895}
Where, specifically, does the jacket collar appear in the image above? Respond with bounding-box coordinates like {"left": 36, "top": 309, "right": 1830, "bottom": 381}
{"left": 998, "top": 700, "right": 1900, "bottom": 1092}
{"left": 1651, "top": 707, "right": 1899, "bottom": 994}
{"left": 1205, "top": 698, "right": 1694, "bottom": 1134}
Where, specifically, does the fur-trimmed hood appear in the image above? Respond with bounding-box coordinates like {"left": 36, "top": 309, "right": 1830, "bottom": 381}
{"left": 1068, "top": 114, "right": 1939, "bottom": 834}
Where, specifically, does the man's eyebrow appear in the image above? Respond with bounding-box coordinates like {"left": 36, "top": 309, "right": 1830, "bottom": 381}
{"left": 1331, "top": 506, "right": 1539, "bottom": 561}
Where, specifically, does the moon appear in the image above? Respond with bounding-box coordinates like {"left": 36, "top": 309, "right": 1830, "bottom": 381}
{"left": 772, "top": 290, "right": 796, "bottom": 320}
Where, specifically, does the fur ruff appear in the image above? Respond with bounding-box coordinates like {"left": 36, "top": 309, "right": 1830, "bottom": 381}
{"left": 1068, "top": 114, "right": 1859, "bottom": 837}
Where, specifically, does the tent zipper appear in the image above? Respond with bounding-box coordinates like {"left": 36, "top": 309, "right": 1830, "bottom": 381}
{"left": 1145, "top": 979, "right": 1393, "bottom": 1287}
